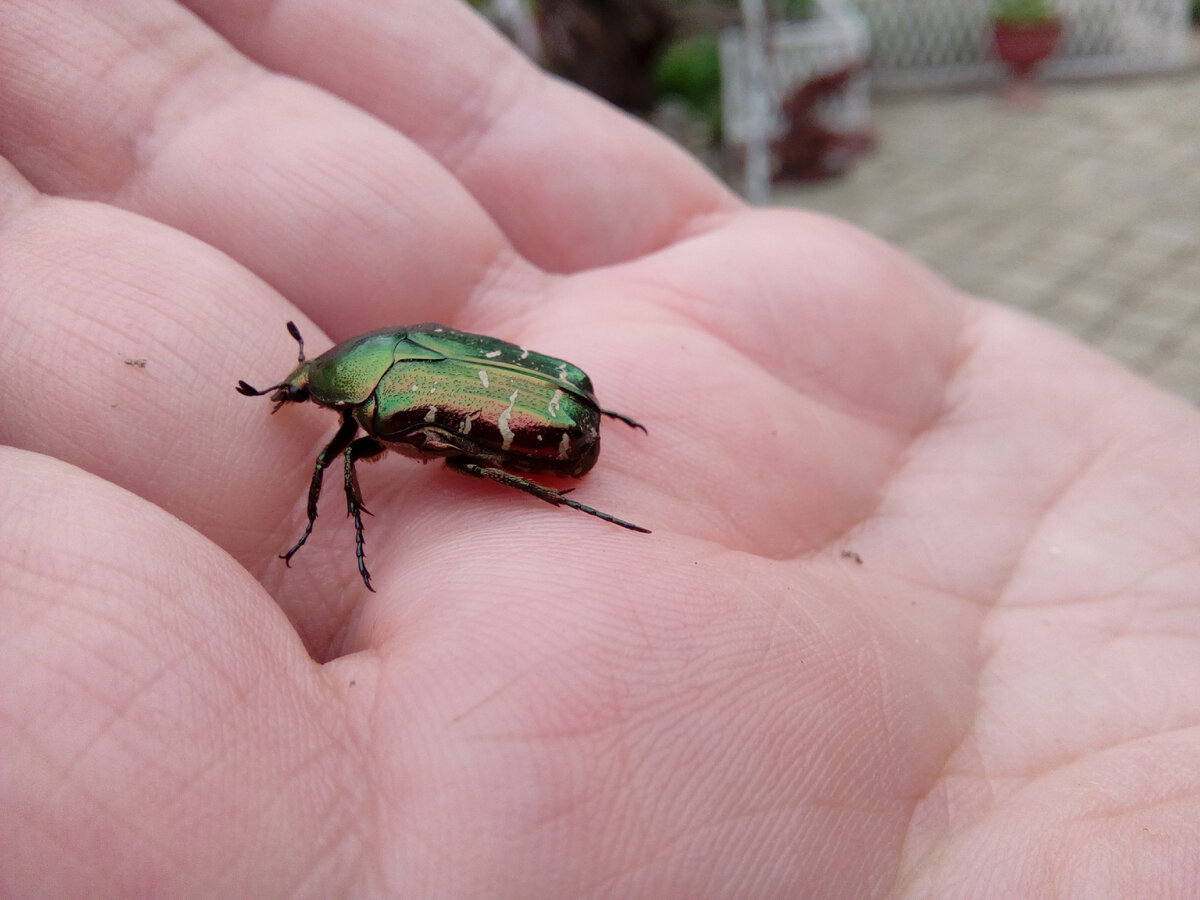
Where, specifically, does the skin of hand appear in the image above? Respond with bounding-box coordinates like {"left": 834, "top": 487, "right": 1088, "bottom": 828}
{"left": 2, "top": 1, "right": 1198, "bottom": 897}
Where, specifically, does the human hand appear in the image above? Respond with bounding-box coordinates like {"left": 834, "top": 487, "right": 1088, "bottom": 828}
{"left": 2, "top": 2, "right": 1198, "bottom": 896}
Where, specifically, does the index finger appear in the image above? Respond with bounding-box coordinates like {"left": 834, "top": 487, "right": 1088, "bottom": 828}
{"left": 181, "top": 0, "right": 741, "bottom": 271}
{"left": 0, "top": 0, "right": 517, "bottom": 335}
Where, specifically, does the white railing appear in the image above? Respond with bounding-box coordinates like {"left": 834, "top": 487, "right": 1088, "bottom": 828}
{"left": 721, "top": 0, "right": 872, "bottom": 145}
{"left": 859, "top": 0, "right": 1192, "bottom": 89}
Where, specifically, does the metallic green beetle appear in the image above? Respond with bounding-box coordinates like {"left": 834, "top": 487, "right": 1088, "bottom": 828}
{"left": 237, "top": 322, "right": 648, "bottom": 590}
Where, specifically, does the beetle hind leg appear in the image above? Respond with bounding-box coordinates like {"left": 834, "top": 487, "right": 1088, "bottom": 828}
{"left": 447, "top": 458, "right": 650, "bottom": 534}
{"left": 600, "top": 409, "right": 647, "bottom": 433}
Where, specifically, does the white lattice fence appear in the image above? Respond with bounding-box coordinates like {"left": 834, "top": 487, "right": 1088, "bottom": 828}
{"left": 860, "top": 0, "right": 1192, "bottom": 89}
{"left": 721, "top": 0, "right": 872, "bottom": 144}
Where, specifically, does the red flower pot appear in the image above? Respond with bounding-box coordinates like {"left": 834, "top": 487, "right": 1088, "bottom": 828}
{"left": 992, "top": 18, "right": 1063, "bottom": 104}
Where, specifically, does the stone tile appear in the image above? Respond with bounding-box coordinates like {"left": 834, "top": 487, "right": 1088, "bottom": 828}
{"left": 1151, "top": 327, "right": 1200, "bottom": 402}
{"left": 772, "top": 69, "right": 1200, "bottom": 402}
{"left": 1094, "top": 242, "right": 1180, "bottom": 283}
{"left": 1150, "top": 357, "right": 1200, "bottom": 403}
{"left": 1022, "top": 229, "right": 1110, "bottom": 270}
{"left": 1113, "top": 307, "right": 1183, "bottom": 350}
{"left": 1137, "top": 283, "right": 1200, "bottom": 325}
{"left": 1044, "top": 278, "right": 1128, "bottom": 335}
{"left": 1159, "top": 261, "right": 1200, "bottom": 299}
{"left": 1130, "top": 219, "right": 1200, "bottom": 258}
{"left": 989, "top": 267, "right": 1063, "bottom": 311}
{"left": 1095, "top": 330, "right": 1154, "bottom": 369}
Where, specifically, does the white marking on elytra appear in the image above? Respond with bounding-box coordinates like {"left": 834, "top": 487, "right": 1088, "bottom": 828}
{"left": 478, "top": 369, "right": 489, "bottom": 389}
{"left": 518, "top": 346, "right": 529, "bottom": 361}
{"left": 410, "top": 383, "right": 418, "bottom": 392}
{"left": 556, "top": 362, "right": 569, "bottom": 380}
{"left": 557, "top": 432, "right": 571, "bottom": 460}
{"left": 460, "top": 411, "right": 476, "bottom": 435}
{"left": 497, "top": 389, "right": 519, "bottom": 451}
{"left": 485, "top": 349, "right": 502, "bottom": 359}
{"left": 425, "top": 406, "right": 438, "bottom": 423}
{"left": 547, "top": 389, "right": 563, "bottom": 418}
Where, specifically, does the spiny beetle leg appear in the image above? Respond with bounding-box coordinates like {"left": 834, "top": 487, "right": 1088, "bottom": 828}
{"left": 447, "top": 458, "right": 650, "bottom": 533}
{"left": 343, "top": 436, "right": 385, "bottom": 592}
{"left": 601, "top": 409, "right": 647, "bottom": 434}
{"left": 282, "top": 414, "right": 359, "bottom": 567}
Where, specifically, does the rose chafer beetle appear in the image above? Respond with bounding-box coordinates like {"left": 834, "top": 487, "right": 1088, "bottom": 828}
{"left": 237, "top": 322, "right": 648, "bottom": 591}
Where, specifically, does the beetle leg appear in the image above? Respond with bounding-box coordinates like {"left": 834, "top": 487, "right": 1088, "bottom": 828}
{"left": 343, "top": 436, "right": 385, "bottom": 593}
{"left": 446, "top": 458, "right": 650, "bottom": 533}
{"left": 601, "top": 409, "right": 647, "bottom": 433}
{"left": 282, "top": 414, "right": 359, "bottom": 569}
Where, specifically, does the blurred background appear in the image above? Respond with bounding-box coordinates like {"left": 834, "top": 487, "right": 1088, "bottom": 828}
{"left": 470, "top": 0, "right": 1200, "bottom": 403}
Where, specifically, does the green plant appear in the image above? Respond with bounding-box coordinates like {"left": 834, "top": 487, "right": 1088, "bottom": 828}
{"left": 779, "top": 0, "right": 815, "bottom": 16}
{"left": 991, "top": 0, "right": 1058, "bottom": 24}
{"left": 653, "top": 34, "right": 721, "bottom": 113}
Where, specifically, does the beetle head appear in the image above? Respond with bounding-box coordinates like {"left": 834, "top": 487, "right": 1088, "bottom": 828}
{"left": 235, "top": 321, "right": 312, "bottom": 412}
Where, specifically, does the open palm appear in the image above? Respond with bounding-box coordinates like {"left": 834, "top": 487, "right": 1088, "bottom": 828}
{"left": 2, "top": 2, "right": 1198, "bottom": 896}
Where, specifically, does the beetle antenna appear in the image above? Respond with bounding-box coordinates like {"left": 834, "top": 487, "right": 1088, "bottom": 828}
{"left": 236, "top": 379, "right": 285, "bottom": 397}
{"left": 286, "top": 321, "right": 306, "bottom": 363}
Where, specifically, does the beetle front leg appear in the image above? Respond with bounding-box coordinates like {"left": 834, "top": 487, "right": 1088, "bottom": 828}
{"left": 282, "top": 414, "right": 359, "bottom": 568}
{"left": 343, "top": 436, "right": 385, "bottom": 593}
{"left": 447, "top": 458, "right": 650, "bottom": 533}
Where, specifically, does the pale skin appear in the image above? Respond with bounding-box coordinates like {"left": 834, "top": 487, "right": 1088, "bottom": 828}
{"left": 1, "top": 1, "right": 1198, "bottom": 896}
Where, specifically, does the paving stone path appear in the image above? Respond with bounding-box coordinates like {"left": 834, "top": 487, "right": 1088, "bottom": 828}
{"left": 774, "top": 67, "right": 1200, "bottom": 402}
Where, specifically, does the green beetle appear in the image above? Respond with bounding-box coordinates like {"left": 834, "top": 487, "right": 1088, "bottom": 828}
{"left": 237, "top": 322, "right": 648, "bottom": 590}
